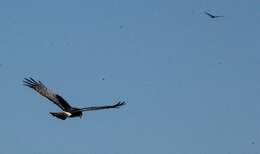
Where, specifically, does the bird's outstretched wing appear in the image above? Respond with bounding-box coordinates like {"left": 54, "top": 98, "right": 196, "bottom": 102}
{"left": 214, "top": 15, "right": 224, "bottom": 18}
{"left": 79, "top": 101, "right": 126, "bottom": 112}
{"left": 23, "top": 78, "right": 72, "bottom": 111}
{"left": 204, "top": 11, "right": 215, "bottom": 18}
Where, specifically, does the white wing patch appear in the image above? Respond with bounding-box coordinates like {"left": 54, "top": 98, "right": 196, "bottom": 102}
{"left": 63, "top": 111, "right": 72, "bottom": 116}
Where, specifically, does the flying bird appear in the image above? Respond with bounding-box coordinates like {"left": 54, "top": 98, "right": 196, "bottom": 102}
{"left": 204, "top": 11, "right": 224, "bottom": 18}
{"left": 23, "top": 78, "right": 126, "bottom": 120}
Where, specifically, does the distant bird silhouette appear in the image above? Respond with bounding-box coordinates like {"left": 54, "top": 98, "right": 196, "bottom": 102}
{"left": 23, "top": 78, "right": 126, "bottom": 120}
{"left": 204, "top": 11, "right": 224, "bottom": 18}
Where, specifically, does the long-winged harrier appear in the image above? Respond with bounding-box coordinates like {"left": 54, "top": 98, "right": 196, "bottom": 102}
{"left": 204, "top": 11, "right": 224, "bottom": 18}
{"left": 23, "top": 78, "right": 126, "bottom": 120}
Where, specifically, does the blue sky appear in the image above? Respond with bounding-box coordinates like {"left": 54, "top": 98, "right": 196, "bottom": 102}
{"left": 0, "top": 0, "right": 259, "bottom": 154}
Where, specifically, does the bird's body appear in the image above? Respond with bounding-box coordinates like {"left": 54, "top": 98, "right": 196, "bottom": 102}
{"left": 23, "top": 78, "right": 126, "bottom": 120}
{"left": 50, "top": 109, "right": 81, "bottom": 120}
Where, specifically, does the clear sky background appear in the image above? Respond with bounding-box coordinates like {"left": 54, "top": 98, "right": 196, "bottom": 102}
{"left": 0, "top": 0, "right": 259, "bottom": 154}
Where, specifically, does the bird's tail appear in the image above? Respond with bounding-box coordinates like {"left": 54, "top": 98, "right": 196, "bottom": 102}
{"left": 50, "top": 112, "right": 68, "bottom": 120}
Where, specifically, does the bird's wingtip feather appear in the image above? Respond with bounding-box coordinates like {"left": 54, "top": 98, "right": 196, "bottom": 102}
{"left": 114, "top": 101, "right": 126, "bottom": 108}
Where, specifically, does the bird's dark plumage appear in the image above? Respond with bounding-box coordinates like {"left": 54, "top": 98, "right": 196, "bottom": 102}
{"left": 23, "top": 77, "right": 126, "bottom": 120}
{"left": 204, "top": 11, "right": 224, "bottom": 18}
{"left": 79, "top": 101, "right": 126, "bottom": 112}
{"left": 50, "top": 112, "right": 68, "bottom": 120}
{"left": 23, "top": 78, "right": 71, "bottom": 111}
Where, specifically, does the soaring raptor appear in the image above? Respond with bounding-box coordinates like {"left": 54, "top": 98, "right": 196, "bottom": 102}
{"left": 204, "top": 11, "right": 224, "bottom": 18}
{"left": 23, "top": 78, "right": 126, "bottom": 120}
